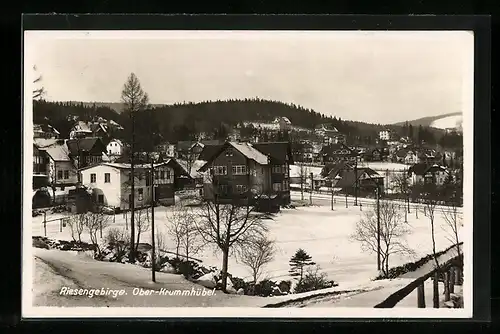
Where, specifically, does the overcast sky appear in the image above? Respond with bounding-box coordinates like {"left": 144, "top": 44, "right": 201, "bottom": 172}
{"left": 25, "top": 30, "right": 474, "bottom": 124}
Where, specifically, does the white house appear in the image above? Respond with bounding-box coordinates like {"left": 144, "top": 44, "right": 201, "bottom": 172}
{"left": 379, "top": 129, "right": 391, "bottom": 141}
{"left": 79, "top": 161, "right": 177, "bottom": 209}
{"left": 106, "top": 139, "right": 123, "bottom": 156}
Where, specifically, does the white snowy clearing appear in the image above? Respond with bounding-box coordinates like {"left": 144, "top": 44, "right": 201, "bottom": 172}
{"left": 32, "top": 198, "right": 462, "bottom": 289}
{"left": 430, "top": 114, "right": 463, "bottom": 130}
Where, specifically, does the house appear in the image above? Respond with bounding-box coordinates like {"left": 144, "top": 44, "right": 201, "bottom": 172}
{"left": 253, "top": 142, "right": 294, "bottom": 205}
{"left": 69, "top": 121, "right": 94, "bottom": 139}
{"left": 335, "top": 167, "right": 385, "bottom": 195}
{"left": 79, "top": 160, "right": 183, "bottom": 209}
{"left": 33, "top": 124, "right": 60, "bottom": 139}
{"left": 362, "top": 147, "right": 389, "bottom": 162}
{"left": 417, "top": 148, "right": 442, "bottom": 165}
{"left": 69, "top": 119, "right": 123, "bottom": 140}
{"left": 379, "top": 129, "right": 391, "bottom": 141}
{"left": 106, "top": 139, "right": 123, "bottom": 156}
{"left": 273, "top": 117, "right": 292, "bottom": 131}
{"left": 395, "top": 148, "right": 419, "bottom": 165}
{"left": 314, "top": 124, "right": 346, "bottom": 145}
{"left": 176, "top": 140, "right": 223, "bottom": 161}
{"left": 320, "top": 143, "right": 358, "bottom": 164}
{"left": 197, "top": 141, "right": 292, "bottom": 206}
{"left": 408, "top": 163, "right": 449, "bottom": 186}
{"left": 67, "top": 137, "right": 107, "bottom": 169}
{"left": 34, "top": 139, "right": 78, "bottom": 189}
{"left": 155, "top": 142, "right": 176, "bottom": 158}
{"left": 291, "top": 142, "right": 314, "bottom": 163}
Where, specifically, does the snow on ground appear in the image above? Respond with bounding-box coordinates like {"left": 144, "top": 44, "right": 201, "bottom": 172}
{"left": 31, "top": 198, "right": 462, "bottom": 289}
{"left": 430, "top": 114, "right": 463, "bottom": 130}
{"left": 289, "top": 165, "right": 324, "bottom": 178}
{"left": 33, "top": 248, "right": 268, "bottom": 307}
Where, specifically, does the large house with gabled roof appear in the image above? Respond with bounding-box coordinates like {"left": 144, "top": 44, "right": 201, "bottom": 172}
{"left": 197, "top": 141, "right": 293, "bottom": 205}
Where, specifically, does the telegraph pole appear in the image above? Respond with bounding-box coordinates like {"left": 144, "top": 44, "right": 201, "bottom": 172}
{"left": 150, "top": 158, "right": 156, "bottom": 282}
{"left": 309, "top": 172, "right": 313, "bottom": 205}
{"left": 376, "top": 185, "right": 381, "bottom": 271}
{"left": 354, "top": 156, "right": 358, "bottom": 206}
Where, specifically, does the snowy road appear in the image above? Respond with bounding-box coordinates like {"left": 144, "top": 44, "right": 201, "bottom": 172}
{"left": 32, "top": 249, "right": 268, "bottom": 308}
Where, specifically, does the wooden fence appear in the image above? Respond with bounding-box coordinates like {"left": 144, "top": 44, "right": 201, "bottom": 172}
{"left": 374, "top": 243, "right": 463, "bottom": 308}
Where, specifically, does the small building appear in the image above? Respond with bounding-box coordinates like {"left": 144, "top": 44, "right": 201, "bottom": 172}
{"left": 320, "top": 143, "right": 358, "bottom": 164}
{"left": 78, "top": 160, "right": 183, "bottom": 210}
{"left": 67, "top": 137, "right": 107, "bottom": 169}
{"left": 379, "top": 129, "right": 391, "bottom": 141}
{"left": 33, "top": 124, "right": 60, "bottom": 139}
{"left": 408, "top": 163, "right": 449, "bottom": 186}
{"left": 34, "top": 139, "right": 78, "bottom": 189}
{"left": 106, "top": 139, "right": 123, "bottom": 156}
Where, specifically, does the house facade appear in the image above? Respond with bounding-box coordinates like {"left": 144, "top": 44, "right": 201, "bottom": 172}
{"left": 79, "top": 161, "right": 177, "bottom": 210}
{"left": 320, "top": 143, "right": 358, "bottom": 164}
{"left": 291, "top": 142, "right": 314, "bottom": 163}
{"left": 379, "top": 129, "right": 391, "bottom": 141}
{"left": 198, "top": 141, "right": 293, "bottom": 206}
{"left": 408, "top": 163, "right": 449, "bottom": 186}
{"left": 67, "top": 137, "right": 107, "bottom": 169}
{"left": 33, "top": 139, "right": 78, "bottom": 189}
{"left": 106, "top": 139, "right": 123, "bottom": 156}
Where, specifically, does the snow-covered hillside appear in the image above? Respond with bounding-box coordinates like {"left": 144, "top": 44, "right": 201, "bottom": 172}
{"left": 430, "top": 114, "right": 463, "bottom": 130}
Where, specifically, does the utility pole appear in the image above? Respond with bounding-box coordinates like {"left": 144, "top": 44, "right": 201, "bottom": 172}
{"left": 150, "top": 158, "right": 156, "bottom": 282}
{"left": 376, "top": 184, "right": 381, "bottom": 271}
{"left": 354, "top": 156, "right": 358, "bottom": 206}
{"left": 309, "top": 172, "right": 313, "bottom": 205}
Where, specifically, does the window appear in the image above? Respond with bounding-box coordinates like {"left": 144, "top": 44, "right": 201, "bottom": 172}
{"left": 272, "top": 183, "right": 282, "bottom": 192}
{"left": 90, "top": 173, "right": 96, "bottom": 183}
{"left": 138, "top": 188, "right": 143, "bottom": 201}
{"left": 160, "top": 171, "right": 165, "bottom": 179}
{"left": 225, "top": 148, "right": 233, "bottom": 157}
{"left": 218, "top": 184, "right": 228, "bottom": 194}
{"left": 128, "top": 172, "right": 132, "bottom": 182}
{"left": 214, "top": 166, "right": 227, "bottom": 175}
{"left": 57, "top": 170, "right": 63, "bottom": 180}
{"left": 232, "top": 165, "right": 247, "bottom": 175}
{"left": 104, "top": 173, "right": 110, "bottom": 183}
{"left": 98, "top": 194, "right": 104, "bottom": 204}
{"left": 272, "top": 165, "right": 281, "bottom": 174}
{"left": 64, "top": 170, "right": 69, "bottom": 179}
{"left": 146, "top": 172, "right": 151, "bottom": 186}
{"left": 282, "top": 180, "right": 289, "bottom": 191}
{"left": 154, "top": 171, "right": 159, "bottom": 180}
{"left": 166, "top": 170, "right": 171, "bottom": 179}
{"left": 236, "top": 185, "right": 247, "bottom": 193}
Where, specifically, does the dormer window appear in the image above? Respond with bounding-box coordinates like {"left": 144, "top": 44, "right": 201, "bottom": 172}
{"left": 225, "top": 148, "right": 233, "bottom": 157}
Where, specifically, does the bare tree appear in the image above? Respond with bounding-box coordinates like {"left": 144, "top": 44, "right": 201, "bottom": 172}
{"left": 419, "top": 182, "right": 442, "bottom": 270}
{"left": 121, "top": 72, "right": 150, "bottom": 263}
{"left": 105, "top": 227, "right": 130, "bottom": 261}
{"left": 166, "top": 208, "right": 184, "bottom": 258}
{"left": 441, "top": 174, "right": 463, "bottom": 257}
{"left": 85, "top": 211, "right": 111, "bottom": 258}
{"left": 238, "top": 235, "right": 276, "bottom": 284}
{"left": 165, "top": 203, "right": 204, "bottom": 260}
{"left": 67, "top": 213, "right": 86, "bottom": 243}
{"left": 391, "top": 171, "right": 412, "bottom": 221}
{"left": 299, "top": 164, "right": 310, "bottom": 201}
{"left": 193, "top": 181, "right": 268, "bottom": 292}
{"left": 32, "top": 65, "right": 46, "bottom": 100}
{"left": 134, "top": 207, "right": 150, "bottom": 254}
{"left": 350, "top": 200, "right": 415, "bottom": 277}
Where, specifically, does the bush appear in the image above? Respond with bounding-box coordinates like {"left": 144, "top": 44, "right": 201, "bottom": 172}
{"left": 33, "top": 237, "right": 49, "bottom": 249}
{"left": 278, "top": 280, "right": 292, "bottom": 294}
{"left": 294, "top": 266, "right": 337, "bottom": 293}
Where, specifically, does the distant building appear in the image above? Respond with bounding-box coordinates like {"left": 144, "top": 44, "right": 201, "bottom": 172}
{"left": 379, "top": 129, "right": 391, "bottom": 141}
{"left": 273, "top": 117, "right": 292, "bottom": 131}
{"left": 106, "top": 139, "right": 123, "bottom": 156}
{"left": 33, "top": 124, "right": 60, "bottom": 139}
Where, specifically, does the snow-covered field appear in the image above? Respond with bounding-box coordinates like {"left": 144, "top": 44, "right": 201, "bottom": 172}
{"left": 31, "top": 200, "right": 462, "bottom": 286}
{"left": 430, "top": 114, "right": 463, "bottom": 130}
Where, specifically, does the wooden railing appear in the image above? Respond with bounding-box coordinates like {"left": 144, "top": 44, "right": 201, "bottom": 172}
{"left": 374, "top": 243, "right": 463, "bottom": 308}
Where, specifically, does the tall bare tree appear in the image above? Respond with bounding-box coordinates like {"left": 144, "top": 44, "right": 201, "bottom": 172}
{"left": 350, "top": 200, "right": 415, "bottom": 276}
{"left": 121, "top": 73, "right": 150, "bottom": 263}
{"left": 84, "top": 211, "right": 111, "bottom": 258}
{"left": 418, "top": 182, "right": 442, "bottom": 270}
{"left": 193, "top": 179, "right": 268, "bottom": 292}
{"left": 133, "top": 207, "right": 151, "bottom": 254}
{"left": 32, "top": 65, "right": 45, "bottom": 100}
{"left": 391, "top": 171, "right": 412, "bottom": 221}
{"left": 166, "top": 203, "right": 205, "bottom": 261}
{"left": 238, "top": 235, "right": 276, "bottom": 284}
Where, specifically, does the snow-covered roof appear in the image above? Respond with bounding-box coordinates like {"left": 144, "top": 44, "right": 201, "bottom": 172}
{"left": 229, "top": 142, "right": 269, "bottom": 165}
{"left": 34, "top": 138, "right": 59, "bottom": 148}
{"left": 44, "top": 144, "right": 71, "bottom": 162}
{"left": 107, "top": 139, "right": 123, "bottom": 146}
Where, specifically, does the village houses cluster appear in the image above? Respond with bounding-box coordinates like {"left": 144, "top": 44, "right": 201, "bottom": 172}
{"left": 32, "top": 115, "right": 461, "bottom": 211}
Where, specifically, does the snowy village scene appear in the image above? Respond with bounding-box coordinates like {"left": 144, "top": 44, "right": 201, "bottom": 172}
{"left": 23, "top": 30, "right": 473, "bottom": 317}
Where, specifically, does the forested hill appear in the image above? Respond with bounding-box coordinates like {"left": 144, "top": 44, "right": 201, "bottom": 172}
{"left": 33, "top": 98, "right": 423, "bottom": 144}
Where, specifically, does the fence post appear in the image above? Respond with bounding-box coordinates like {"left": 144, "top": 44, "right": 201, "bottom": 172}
{"left": 433, "top": 271, "right": 440, "bottom": 308}
{"left": 59, "top": 218, "right": 62, "bottom": 232}
{"left": 444, "top": 270, "right": 451, "bottom": 302}
{"left": 417, "top": 282, "right": 426, "bottom": 308}
{"left": 43, "top": 211, "right": 47, "bottom": 237}
{"left": 449, "top": 267, "right": 455, "bottom": 293}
